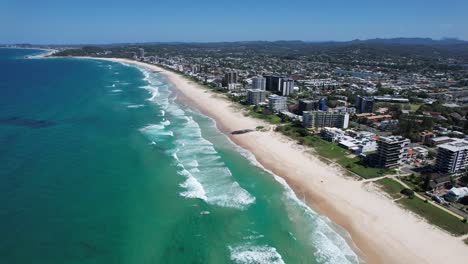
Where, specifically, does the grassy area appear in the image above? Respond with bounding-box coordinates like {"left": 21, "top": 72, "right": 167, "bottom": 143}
{"left": 245, "top": 107, "right": 283, "bottom": 124}
{"left": 397, "top": 197, "right": 468, "bottom": 236}
{"left": 373, "top": 175, "right": 468, "bottom": 236}
{"left": 274, "top": 126, "right": 391, "bottom": 179}
{"left": 400, "top": 175, "right": 425, "bottom": 192}
{"left": 375, "top": 178, "right": 405, "bottom": 199}
{"left": 308, "top": 136, "right": 391, "bottom": 179}
{"left": 409, "top": 103, "right": 422, "bottom": 112}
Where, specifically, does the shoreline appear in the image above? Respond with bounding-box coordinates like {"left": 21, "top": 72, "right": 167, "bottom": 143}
{"left": 0, "top": 47, "right": 58, "bottom": 58}
{"left": 64, "top": 57, "right": 468, "bottom": 263}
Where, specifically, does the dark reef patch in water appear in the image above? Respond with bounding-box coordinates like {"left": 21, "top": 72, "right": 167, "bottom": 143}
{"left": 0, "top": 116, "right": 55, "bottom": 128}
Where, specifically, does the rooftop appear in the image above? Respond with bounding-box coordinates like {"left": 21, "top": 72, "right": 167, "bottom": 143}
{"left": 439, "top": 139, "right": 468, "bottom": 152}
{"left": 378, "top": 135, "right": 409, "bottom": 143}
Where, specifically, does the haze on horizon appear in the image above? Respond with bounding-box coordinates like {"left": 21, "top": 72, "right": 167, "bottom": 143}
{"left": 2, "top": 0, "right": 468, "bottom": 44}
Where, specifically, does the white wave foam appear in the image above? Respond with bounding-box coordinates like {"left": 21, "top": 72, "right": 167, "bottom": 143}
{"left": 141, "top": 85, "right": 160, "bottom": 101}
{"left": 119, "top": 62, "right": 131, "bottom": 67}
{"left": 111, "top": 89, "right": 122, "bottom": 93}
{"left": 178, "top": 169, "right": 207, "bottom": 201}
{"left": 127, "top": 104, "right": 145, "bottom": 108}
{"left": 139, "top": 124, "right": 174, "bottom": 137}
{"left": 229, "top": 245, "right": 285, "bottom": 264}
{"left": 186, "top": 160, "right": 199, "bottom": 168}
{"left": 229, "top": 142, "right": 361, "bottom": 263}
{"left": 134, "top": 65, "right": 255, "bottom": 210}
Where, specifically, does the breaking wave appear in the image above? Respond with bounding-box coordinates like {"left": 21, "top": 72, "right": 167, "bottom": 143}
{"left": 136, "top": 66, "right": 255, "bottom": 210}
{"left": 229, "top": 244, "right": 285, "bottom": 264}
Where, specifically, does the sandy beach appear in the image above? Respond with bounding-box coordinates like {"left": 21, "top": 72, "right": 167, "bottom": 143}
{"left": 74, "top": 57, "right": 468, "bottom": 264}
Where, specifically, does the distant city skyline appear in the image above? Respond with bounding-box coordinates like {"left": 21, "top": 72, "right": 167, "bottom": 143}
{"left": 2, "top": 0, "right": 468, "bottom": 44}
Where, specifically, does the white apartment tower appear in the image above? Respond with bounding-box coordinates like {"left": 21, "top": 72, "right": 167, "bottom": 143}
{"left": 302, "top": 111, "right": 349, "bottom": 129}
{"left": 268, "top": 94, "right": 288, "bottom": 112}
{"left": 436, "top": 139, "right": 468, "bottom": 173}
{"left": 252, "top": 76, "right": 266, "bottom": 90}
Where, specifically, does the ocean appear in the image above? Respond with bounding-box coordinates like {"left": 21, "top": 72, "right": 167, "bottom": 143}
{"left": 0, "top": 48, "right": 361, "bottom": 264}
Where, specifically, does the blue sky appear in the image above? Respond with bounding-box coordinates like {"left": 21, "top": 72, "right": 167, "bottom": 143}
{"left": 1, "top": 0, "right": 467, "bottom": 44}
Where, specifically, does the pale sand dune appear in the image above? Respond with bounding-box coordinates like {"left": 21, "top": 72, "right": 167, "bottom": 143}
{"left": 81, "top": 57, "right": 468, "bottom": 264}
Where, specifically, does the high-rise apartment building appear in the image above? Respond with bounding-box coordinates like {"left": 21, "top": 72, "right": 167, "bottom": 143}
{"left": 436, "top": 139, "right": 468, "bottom": 173}
{"left": 252, "top": 76, "right": 266, "bottom": 90}
{"left": 268, "top": 94, "right": 288, "bottom": 112}
{"left": 355, "top": 95, "right": 374, "bottom": 113}
{"left": 247, "top": 89, "right": 267, "bottom": 105}
{"left": 376, "top": 136, "right": 410, "bottom": 168}
{"left": 302, "top": 111, "right": 349, "bottom": 129}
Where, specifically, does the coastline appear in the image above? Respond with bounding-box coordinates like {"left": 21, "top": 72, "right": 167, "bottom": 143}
{"left": 66, "top": 57, "right": 468, "bottom": 263}
{"left": 0, "top": 47, "right": 58, "bottom": 58}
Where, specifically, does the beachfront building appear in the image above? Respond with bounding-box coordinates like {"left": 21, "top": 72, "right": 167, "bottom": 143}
{"left": 268, "top": 94, "right": 287, "bottom": 112}
{"left": 223, "top": 71, "right": 238, "bottom": 89}
{"left": 355, "top": 95, "right": 374, "bottom": 113}
{"left": 302, "top": 111, "right": 349, "bottom": 129}
{"left": 376, "top": 136, "right": 410, "bottom": 168}
{"left": 265, "top": 75, "right": 282, "bottom": 92}
{"left": 251, "top": 76, "right": 266, "bottom": 90}
{"left": 435, "top": 139, "right": 468, "bottom": 174}
{"left": 321, "top": 127, "right": 346, "bottom": 142}
{"left": 280, "top": 78, "right": 295, "bottom": 96}
{"left": 138, "top": 48, "right": 145, "bottom": 58}
{"left": 246, "top": 89, "right": 266, "bottom": 105}
{"left": 264, "top": 75, "right": 295, "bottom": 96}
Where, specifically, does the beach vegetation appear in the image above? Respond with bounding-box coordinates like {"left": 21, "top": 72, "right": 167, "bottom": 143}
{"left": 246, "top": 106, "right": 283, "bottom": 124}
{"left": 401, "top": 188, "right": 415, "bottom": 198}
{"left": 398, "top": 196, "right": 468, "bottom": 236}
{"left": 273, "top": 125, "right": 392, "bottom": 179}
{"left": 375, "top": 178, "right": 405, "bottom": 199}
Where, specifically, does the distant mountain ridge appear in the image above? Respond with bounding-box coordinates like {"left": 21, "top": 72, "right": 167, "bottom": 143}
{"left": 348, "top": 38, "right": 468, "bottom": 45}
{"left": 3, "top": 37, "right": 468, "bottom": 47}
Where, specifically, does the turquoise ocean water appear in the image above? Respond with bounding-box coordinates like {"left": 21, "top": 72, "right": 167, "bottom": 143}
{"left": 0, "top": 48, "right": 361, "bottom": 264}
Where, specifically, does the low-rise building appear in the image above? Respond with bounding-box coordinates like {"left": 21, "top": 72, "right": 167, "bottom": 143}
{"left": 445, "top": 187, "right": 468, "bottom": 202}
{"left": 321, "top": 127, "right": 346, "bottom": 142}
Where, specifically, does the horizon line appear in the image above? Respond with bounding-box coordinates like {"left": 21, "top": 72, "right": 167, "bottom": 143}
{"left": 2, "top": 37, "right": 468, "bottom": 46}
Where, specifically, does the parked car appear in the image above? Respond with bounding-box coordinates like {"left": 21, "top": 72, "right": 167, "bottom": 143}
{"left": 432, "top": 196, "right": 444, "bottom": 203}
